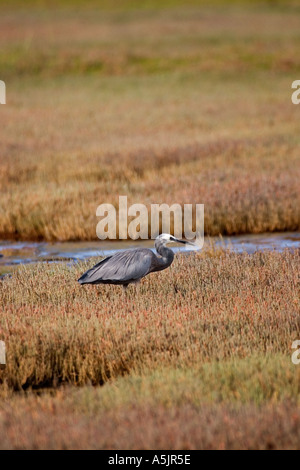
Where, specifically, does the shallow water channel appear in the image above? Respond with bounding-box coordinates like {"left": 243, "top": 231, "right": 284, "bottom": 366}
{"left": 0, "top": 232, "right": 299, "bottom": 274}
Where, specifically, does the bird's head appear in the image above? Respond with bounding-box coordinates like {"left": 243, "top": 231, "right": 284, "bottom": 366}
{"left": 156, "top": 233, "right": 195, "bottom": 246}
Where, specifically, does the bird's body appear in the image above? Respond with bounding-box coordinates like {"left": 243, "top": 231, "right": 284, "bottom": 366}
{"left": 78, "top": 234, "right": 192, "bottom": 288}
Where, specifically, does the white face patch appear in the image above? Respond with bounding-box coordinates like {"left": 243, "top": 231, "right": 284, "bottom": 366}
{"left": 158, "top": 233, "right": 172, "bottom": 242}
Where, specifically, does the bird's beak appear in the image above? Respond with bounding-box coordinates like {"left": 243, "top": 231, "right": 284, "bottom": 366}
{"left": 172, "top": 237, "right": 196, "bottom": 246}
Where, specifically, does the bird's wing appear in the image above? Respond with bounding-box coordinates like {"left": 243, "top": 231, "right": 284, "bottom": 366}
{"left": 78, "top": 249, "right": 154, "bottom": 284}
{"left": 78, "top": 255, "right": 113, "bottom": 284}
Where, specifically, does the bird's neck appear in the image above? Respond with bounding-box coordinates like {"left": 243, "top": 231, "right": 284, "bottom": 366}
{"left": 155, "top": 240, "right": 175, "bottom": 267}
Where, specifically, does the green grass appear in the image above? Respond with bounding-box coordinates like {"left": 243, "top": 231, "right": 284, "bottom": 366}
{"left": 70, "top": 356, "right": 300, "bottom": 409}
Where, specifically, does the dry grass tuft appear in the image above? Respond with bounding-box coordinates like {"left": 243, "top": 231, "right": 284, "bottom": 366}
{"left": 0, "top": 249, "right": 299, "bottom": 390}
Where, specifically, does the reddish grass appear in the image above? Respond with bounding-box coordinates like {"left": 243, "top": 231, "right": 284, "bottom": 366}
{"left": 0, "top": 396, "right": 300, "bottom": 449}
{"left": 0, "top": 249, "right": 299, "bottom": 390}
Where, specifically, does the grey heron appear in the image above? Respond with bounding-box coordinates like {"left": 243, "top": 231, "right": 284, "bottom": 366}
{"left": 78, "top": 233, "right": 194, "bottom": 288}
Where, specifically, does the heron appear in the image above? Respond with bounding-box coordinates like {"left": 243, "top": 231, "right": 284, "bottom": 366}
{"left": 78, "top": 233, "right": 195, "bottom": 288}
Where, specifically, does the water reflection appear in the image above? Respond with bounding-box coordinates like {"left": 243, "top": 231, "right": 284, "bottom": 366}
{"left": 0, "top": 232, "right": 299, "bottom": 269}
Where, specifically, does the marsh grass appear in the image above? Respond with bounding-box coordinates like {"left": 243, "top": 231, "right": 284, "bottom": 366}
{"left": 0, "top": 249, "right": 299, "bottom": 390}
{"left": 1, "top": 0, "right": 300, "bottom": 449}
{"left": 1, "top": 358, "right": 300, "bottom": 449}
{"left": 1, "top": 2, "right": 300, "bottom": 240}
{"left": 0, "top": 248, "right": 300, "bottom": 448}
{"left": 0, "top": 246, "right": 299, "bottom": 448}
